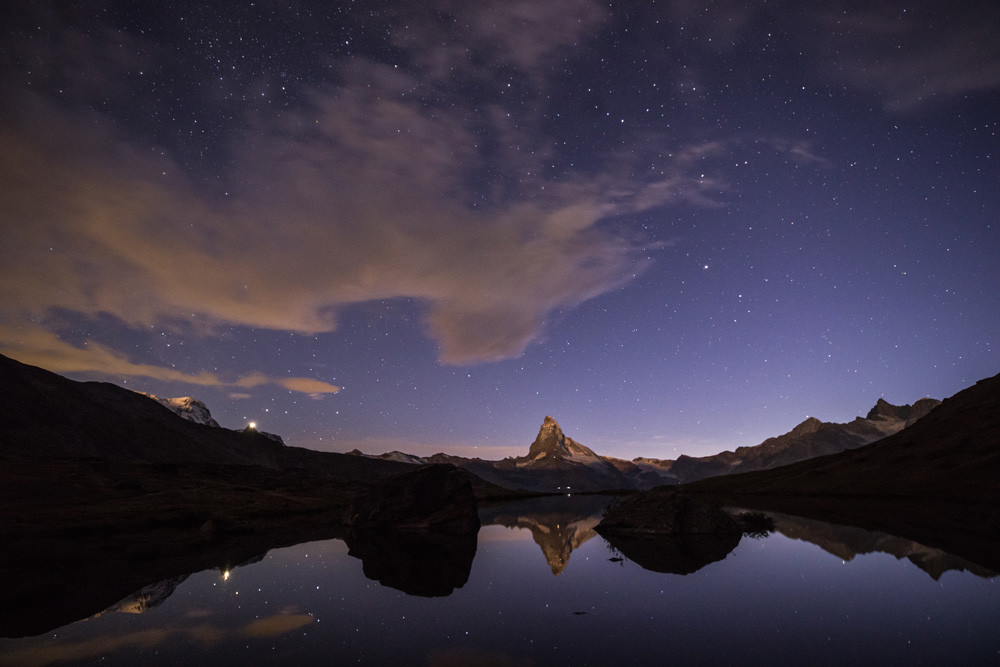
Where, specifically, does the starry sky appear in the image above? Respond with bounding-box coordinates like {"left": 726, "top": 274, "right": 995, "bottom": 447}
{"left": 2, "top": 1, "right": 998, "bottom": 460}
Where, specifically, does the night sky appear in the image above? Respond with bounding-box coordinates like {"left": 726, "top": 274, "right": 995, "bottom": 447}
{"left": 2, "top": 1, "right": 997, "bottom": 460}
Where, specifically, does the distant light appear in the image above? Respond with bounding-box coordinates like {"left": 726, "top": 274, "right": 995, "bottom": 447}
{"left": 248, "top": 421, "right": 257, "bottom": 430}
{"left": 223, "top": 570, "right": 230, "bottom": 581}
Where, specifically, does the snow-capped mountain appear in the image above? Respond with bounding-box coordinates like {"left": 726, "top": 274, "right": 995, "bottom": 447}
{"left": 347, "top": 449, "right": 428, "bottom": 465}
{"left": 351, "top": 416, "right": 648, "bottom": 492}
{"left": 140, "top": 394, "right": 221, "bottom": 428}
{"left": 346, "top": 397, "right": 945, "bottom": 491}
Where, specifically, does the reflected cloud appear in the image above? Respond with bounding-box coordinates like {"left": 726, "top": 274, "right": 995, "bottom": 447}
{"left": 428, "top": 645, "right": 533, "bottom": 667}
{"left": 240, "top": 613, "right": 314, "bottom": 638}
{"left": 0, "top": 625, "right": 222, "bottom": 667}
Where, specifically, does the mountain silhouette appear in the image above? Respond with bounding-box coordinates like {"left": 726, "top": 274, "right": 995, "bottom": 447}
{"left": 686, "top": 372, "right": 999, "bottom": 502}
{"left": 665, "top": 397, "right": 940, "bottom": 483}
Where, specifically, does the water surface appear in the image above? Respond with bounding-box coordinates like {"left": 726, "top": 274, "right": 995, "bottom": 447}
{"left": 2, "top": 497, "right": 997, "bottom": 665}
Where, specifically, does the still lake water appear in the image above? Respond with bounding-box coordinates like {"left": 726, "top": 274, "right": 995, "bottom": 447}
{"left": 2, "top": 496, "right": 998, "bottom": 665}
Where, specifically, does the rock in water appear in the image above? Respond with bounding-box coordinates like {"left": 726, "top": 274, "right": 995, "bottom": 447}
{"left": 599, "top": 532, "right": 741, "bottom": 575}
{"left": 344, "top": 464, "right": 481, "bottom": 534}
{"left": 596, "top": 487, "right": 741, "bottom": 536}
{"left": 343, "top": 529, "right": 477, "bottom": 597}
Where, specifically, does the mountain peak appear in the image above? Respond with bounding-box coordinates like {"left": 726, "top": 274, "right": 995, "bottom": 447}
{"left": 528, "top": 416, "right": 568, "bottom": 459}
{"left": 867, "top": 398, "right": 898, "bottom": 420}
{"left": 525, "top": 415, "right": 603, "bottom": 462}
{"left": 865, "top": 397, "right": 940, "bottom": 422}
{"left": 140, "top": 393, "right": 221, "bottom": 428}
{"left": 790, "top": 416, "right": 824, "bottom": 437}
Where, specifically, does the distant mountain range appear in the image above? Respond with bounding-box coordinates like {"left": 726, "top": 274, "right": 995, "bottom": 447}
{"left": 2, "top": 350, "right": 998, "bottom": 637}
{"left": 3, "top": 349, "right": 977, "bottom": 499}
{"left": 686, "top": 372, "right": 1000, "bottom": 503}
{"left": 350, "top": 415, "right": 650, "bottom": 492}
{"left": 664, "top": 397, "right": 940, "bottom": 483}
{"left": 348, "top": 398, "right": 942, "bottom": 491}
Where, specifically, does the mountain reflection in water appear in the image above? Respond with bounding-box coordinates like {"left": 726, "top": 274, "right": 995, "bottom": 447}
{"left": 761, "top": 511, "right": 997, "bottom": 581}
{"left": 1, "top": 495, "right": 998, "bottom": 665}
{"left": 479, "top": 494, "right": 612, "bottom": 575}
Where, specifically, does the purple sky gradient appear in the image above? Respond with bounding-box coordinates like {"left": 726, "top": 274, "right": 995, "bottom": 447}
{"left": 2, "top": 1, "right": 997, "bottom": 459}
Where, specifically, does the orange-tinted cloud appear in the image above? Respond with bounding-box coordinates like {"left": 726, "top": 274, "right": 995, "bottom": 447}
{"left": 0, "top": 324, "right": 337, "bottom": 397}
{"left": 277, "top": 377, "right": 341, "bottom": 395}
{"left": 239, "top": 613, "right": 314, "bottom": 638}
{"left": 0, "top": 0, "right": 723, "bottom": 383}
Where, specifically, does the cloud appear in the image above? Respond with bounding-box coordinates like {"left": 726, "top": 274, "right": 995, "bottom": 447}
{"left": 276, "top": 377, "right": 341, "bottom": 396}
{"left": 0, "top": 1, "right": 726, "bottom": 386}
{"left": 0, "top": 626, "right": 222, "bottom": 667}
{"left": 0, "top": 324, "right": 337, "bottom": 397}
{"left": 646, "top": 0, "right": 1000, "bottom": 112}
{"left": 239, "top": 613, "right": 314, "bottom": 638}
{"left": 763, "top": 138, "right": 833, "bottom": 168}
{"left": 814, "top": 1, "right": 1000, "bottom": 110}
{"left": 390, "top": 0, "right": 608, "bottom": 81}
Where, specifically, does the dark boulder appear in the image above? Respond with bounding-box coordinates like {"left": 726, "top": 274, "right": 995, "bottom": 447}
{"left": 596, "top": 487, "right": 741, "bottom": 536}
{"left": 343, "top": 529, "right": 477, "bottom": 597}
{"left": 344, "top": 464, "right": 481, "bottom": 533}
{"left": 600, "top": 532, "right": 741, "bottom": 575}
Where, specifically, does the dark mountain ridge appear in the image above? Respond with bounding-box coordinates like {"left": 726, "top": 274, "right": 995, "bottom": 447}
{"left": 0, "top": 352, "right": 511, "bottom": 552}
{"left": 0, "top": 353, "right": 413, "bottom": 480}
{"left": 685, "top": 372, "right": 1000, "bottom": 502}
{"left": 350, "top": 395, "right": 942, "bottom": 491}
{"left": 671, "top": 372, "right": 1000, "bottom": 571}
{"left": 666, "top": 397, "right": 940, "bottom": 483}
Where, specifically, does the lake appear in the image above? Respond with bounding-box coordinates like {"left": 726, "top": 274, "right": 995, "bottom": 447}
{"left": 1, "top": 496, "right": 998, "bottom": 665}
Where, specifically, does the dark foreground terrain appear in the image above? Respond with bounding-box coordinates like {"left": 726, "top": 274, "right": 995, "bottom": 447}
{"left": 3, "top": 352, "right": 998, "bottom": 637}
{"left": 660, "top": 371, "right": 1000, "bottom": 572}
{"left": 0, "top": 353, "right": 519, "bottom": 637}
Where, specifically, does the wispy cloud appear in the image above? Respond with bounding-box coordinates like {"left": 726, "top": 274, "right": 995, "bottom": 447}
{"left": 646, "top": 0, "right": 1000, "bottom": 112}
{"left": 239, "top": 612, "right": 314, "bottom": 638}
{"left": 0, "top": 324, "right": 338, "bottom": 396}
{"left": 815, "top": 3, "right": 1000, "bottom": 110}
{"left": 0, "top": 1, "right": 724, "bottom": 382}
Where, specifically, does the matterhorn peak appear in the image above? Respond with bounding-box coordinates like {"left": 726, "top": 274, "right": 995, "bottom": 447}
{"left": 524, "top": 416, "right": 605, "bottom": 464}
{"left": 528, "top": 416, "right": 567, "bottom": 459}
{"left": 541, "top": 415, "right": 563, "bottom": 436}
